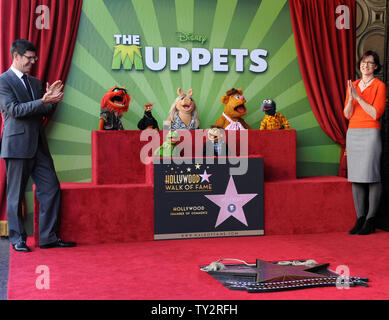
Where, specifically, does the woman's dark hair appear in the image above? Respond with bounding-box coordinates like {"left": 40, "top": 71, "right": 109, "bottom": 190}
{"left": 358, "top": 50, "right": 382, "bottom": 74}
{"left": 10, "top": 39, "right": 36, "bottom": 59}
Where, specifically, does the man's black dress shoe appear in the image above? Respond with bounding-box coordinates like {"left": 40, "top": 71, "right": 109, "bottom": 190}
{"left": 40, "top": 239, "right": 77, "bottom": 249}
{"left": 12, "top": 241, "right": 31, "bottom": 252}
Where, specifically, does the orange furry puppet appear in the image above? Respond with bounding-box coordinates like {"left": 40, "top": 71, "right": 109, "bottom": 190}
{"left": 214, "top": 88, "right": 250, "bottom": 130}
{"left": 98, "top": 86, "right": 130, "bottom": 130}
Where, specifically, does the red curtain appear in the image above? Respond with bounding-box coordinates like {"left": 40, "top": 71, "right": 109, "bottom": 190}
{"left": 289, "top": 0, "right": 356, "bottom": 177}
{"left": 0, "top": 0, "right": 83, "bottom": 233}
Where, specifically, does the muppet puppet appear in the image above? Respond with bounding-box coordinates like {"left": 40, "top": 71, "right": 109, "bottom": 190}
{"left": 137, "top": 103, "right": 159, "bottom": 130}
{"left": 154, "top": 130, "right": 180, "bottom": 157}
{"left": 259, "top": 99, "right": 290, "bottom": 130}
{"left": 98, "top": 86, "right": 130, "bottom": 130}
{"left": 203, "top": 126, "right": 229, "bottom": 157}
{"left": 165, "top": 88, "right": 199, "bottom": 130}
{"left": 214, "top": 88, "right": 250, "bottom": 130}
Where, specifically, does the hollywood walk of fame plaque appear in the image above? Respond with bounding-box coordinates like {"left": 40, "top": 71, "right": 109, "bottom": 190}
{"left": 153, "top": 157, "right": 264, "bottom": 240}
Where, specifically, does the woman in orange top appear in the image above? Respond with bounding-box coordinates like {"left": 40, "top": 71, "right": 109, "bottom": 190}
{"left": 344, "top": 50, "right": 386, "bottom": 235}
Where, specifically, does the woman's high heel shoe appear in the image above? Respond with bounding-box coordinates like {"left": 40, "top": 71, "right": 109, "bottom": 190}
{"left": 348, "top": 216, "right": 365, "bottom": 235}
{"left": 357, "top": 218, "right": 375, "bottom": 235}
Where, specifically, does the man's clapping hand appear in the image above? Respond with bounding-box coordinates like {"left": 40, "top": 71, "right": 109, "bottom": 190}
{"left": 41, "top": 80, "right": 64, "bottom": 104}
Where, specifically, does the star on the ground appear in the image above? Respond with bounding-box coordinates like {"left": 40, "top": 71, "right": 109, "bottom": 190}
{"left": 195, "top": 163, "right": 201, "bottom": 170}
{"left": 199, "top": 170, "right": 212, "bottom": 183}
{"left": 205, "top": 176, "right": 257, "bottom": 227}
{"left": 187, "top": 167, "right": 191, "bottom": 172}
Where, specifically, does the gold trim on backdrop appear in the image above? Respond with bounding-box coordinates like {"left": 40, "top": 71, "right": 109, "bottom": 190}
{"left": 356, "top": 0, "right": 386, "bottom": 80}
{"left": 0, "top": 221, "right": 8, "bottom": 236}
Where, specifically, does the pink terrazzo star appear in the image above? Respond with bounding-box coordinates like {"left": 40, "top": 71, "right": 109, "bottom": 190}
{"left": 205, "top": 176, "right": 258, "bottom": 227}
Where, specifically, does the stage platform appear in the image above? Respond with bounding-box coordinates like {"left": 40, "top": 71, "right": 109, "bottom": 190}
{"left": 34, "top": 130, "right": 355, "bottom": 246}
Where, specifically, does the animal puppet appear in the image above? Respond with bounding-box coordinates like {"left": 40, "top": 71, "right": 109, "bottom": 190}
{"left": 137, "top": 103, "right": 159, "bottom": 130}
{"left": 259, "top": 99, "right": 290, "bottom": 130}
{"left": 203, "top": 126, "right": 229, "bottom": 157}
{"left": 98, "top": 86, "right": 130, "bottom": 130}
{"left": 165, "top": 88, "right": 199, "bottom": 130}
{"left": 214, "top": 88, "right": 250, "bottom": 130}
{"left": 154, "top": 130, "right": 180, "bottom": 157}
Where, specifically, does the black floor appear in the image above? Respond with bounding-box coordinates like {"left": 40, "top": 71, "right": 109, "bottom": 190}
{"left": 0, "top": 236, "right": 10, "bottom": 300}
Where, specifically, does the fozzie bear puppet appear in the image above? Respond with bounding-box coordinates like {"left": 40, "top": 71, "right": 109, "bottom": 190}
{"left": 214, "top": 88, "right": 250, "bottom": 130}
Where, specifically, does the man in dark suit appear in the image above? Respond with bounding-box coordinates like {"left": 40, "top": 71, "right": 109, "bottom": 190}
{"left": 0, "top": 39, "right": 76, "bottom": 252}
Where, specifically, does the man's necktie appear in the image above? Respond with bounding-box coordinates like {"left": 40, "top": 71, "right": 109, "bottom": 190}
{"left": 21, "top": 74, "right": 33, "bottom": 100}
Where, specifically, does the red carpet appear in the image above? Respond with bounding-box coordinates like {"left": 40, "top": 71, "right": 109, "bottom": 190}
{"left": 7, "top": 231, "right": 389, "bottom": 300}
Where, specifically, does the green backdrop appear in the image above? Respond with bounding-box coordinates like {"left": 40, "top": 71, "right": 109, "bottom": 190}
{"left": 24, "top": 0, "right": 341, "bottom": 232}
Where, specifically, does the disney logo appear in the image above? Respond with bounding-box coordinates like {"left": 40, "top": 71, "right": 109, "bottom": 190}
{"left": 177, "top": 31, "right": 207, "bottom": 45}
